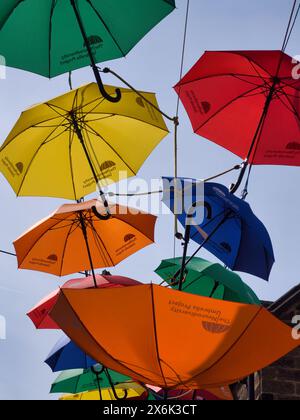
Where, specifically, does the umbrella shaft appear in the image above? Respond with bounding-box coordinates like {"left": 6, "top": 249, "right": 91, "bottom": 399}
{"left": 70, "top": 0, "right": 121, "bottom": 103}
{"left": 70, "top": 113, "right": 110, "bottom": 214}
{"left": 79, "top": 211, "right": 98, "bottom": 288}
{"left": 178, "top": 224, "right": 191, "bottom": 291}
{"left": 231, "top": 80, "right": 278, "bottom": 194}
{"left": 175, "top": 212, "right": 231, "bottom": 282}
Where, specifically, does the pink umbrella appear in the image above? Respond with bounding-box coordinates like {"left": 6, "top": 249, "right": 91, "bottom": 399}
{"left": 27, "top": 274, "right": 141, "bottom": 329}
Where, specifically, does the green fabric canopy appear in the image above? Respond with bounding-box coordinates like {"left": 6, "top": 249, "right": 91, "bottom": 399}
{"left": 155, "top": 257, "right": 261, "bottom": 305}
{"left": 0, "top": 0, "right": 175, "bottom": 77}
{"left": 50, "top": 366, "right": 131, "bottom": 394}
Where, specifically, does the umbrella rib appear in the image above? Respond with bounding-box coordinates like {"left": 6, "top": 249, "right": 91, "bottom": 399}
{"left": 179, "top": 306, "right": 264, "bottom": 387}
{"left": 245, "top": 57, "right": 273, "bottom": 86}
{"left": 158, "top": 359, "right": 187, "bottom": 389}
{"left": 81, "top": 128, "right": 110, "bottom": 184}
{"left": 0, "top": 0, "right": 24, "bottom": 31}
{"left": 68, "top": 128, "right": 77, "bottom": 200}
{"left": 46, "top": 102, "right": 70, "bottom": 117}
{"left": 16, "top": 217, "right": 69, "bottom": 268}
{"left": 15, "top": 120, "right": 68, "bottom": 196}
{"left": 86, "top": 0, "right": 126, "bottom": 58}
{"left": 81, "top": 122, "right": 137, "bottom": 176}
{"left": 277, "top": 87, "right": 300, "bottom": 125}
{"left": 57, "top": 291, "right": 152, "bottom": 383}
{"left": 190, "top": 209, "right": 227, "bottom": 241}
{"left": 177, "top": 72, "right": 268, "bottom": 88}
{"left": 0, "top": 115, "right": 65, "bottom": 153}
{"left": 86, "top": 216, "right": 114, "bottom": 267}
{"left": 230, "top": 74, "right": 266, "bottom": 88}
{"left": 194, "top": 85, "right": 264, "bottom": 133}
{"left": 150, "top": 284, "right": 168, "bottom": 389}
{"left": 59, "top": 219, "right": 79, "bottom": 276}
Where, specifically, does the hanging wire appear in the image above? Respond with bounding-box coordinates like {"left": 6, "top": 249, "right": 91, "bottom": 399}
{"left": 107, "top": 163, "right": 241, "bottom": 198}
{"left": 173, "top": 0, "right": 191, "bottom": 257}
{"left": 242, "top": 0, "right": 300, "bottom": 198}
{"left": 0, "top": 250, "right": 16, "bottom": 257}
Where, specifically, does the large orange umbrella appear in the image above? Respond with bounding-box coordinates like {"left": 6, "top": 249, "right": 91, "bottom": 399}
{"left": 50, "top": 284, "right": 299, "bottom": 390}
{"left": 14, "top": 200, "right": 156, "bottom": 282}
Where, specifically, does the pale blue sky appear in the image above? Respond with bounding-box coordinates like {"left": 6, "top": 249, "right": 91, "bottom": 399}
{"left": 0, "top": 0, "right": 300, "bottom": 400}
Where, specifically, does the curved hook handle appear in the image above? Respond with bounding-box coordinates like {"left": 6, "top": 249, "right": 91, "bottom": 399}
{"left": 97, "top": 76, "right": 122, "bottom": 103}
{"left": 230, "top": 161, "right": 248, "bottom": 195}
{"left": 92, "top": 206, "right": 111, "bottom": 221}
{"left": 104, "top": 368, "right": 128, "bottom": 400}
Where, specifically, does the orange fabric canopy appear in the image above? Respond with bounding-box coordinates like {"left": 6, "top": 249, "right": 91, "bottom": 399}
{"left": 50, "top": 284, "right": 299, "bottom": 390}
{"left": 14, "top": 200, "right": 156, "bottom": 276}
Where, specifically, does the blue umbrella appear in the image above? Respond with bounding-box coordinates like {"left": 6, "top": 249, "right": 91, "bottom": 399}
{"left": 162, "top": 177, "right": 275, "bottom": 282}
{"left": 45, "top": 335, "right": 97, "bottom": 372}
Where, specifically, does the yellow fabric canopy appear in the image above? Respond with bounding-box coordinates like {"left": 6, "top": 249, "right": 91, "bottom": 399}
{"left": 0, "top": 83, "right": 169, "bottom": 200}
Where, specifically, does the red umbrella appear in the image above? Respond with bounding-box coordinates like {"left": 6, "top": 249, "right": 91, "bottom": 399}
{"left": 27, "top": 274, "right": 141, "bottom": 329}
{"left": 175, "top": 50, "right": 300, "bottom": 192}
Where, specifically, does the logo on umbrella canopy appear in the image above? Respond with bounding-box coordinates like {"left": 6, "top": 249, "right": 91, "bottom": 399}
{"left": 202, "top": 321, "right": 231, "bottom": 334}
{"left": 84, "top": 35, "right": 103, "bottom": 48}
{"left": 136, "top": 97, "right": 145, "bottom": 108}
{"left": 16, "top": 162, "right": 23, "bottom": 174}
{"left": 48, "top": 254, "right": 58, "bottom": 262}
{"left": 124, "top": 234, "right": 136, "bottom": 243}
{"left": 286, "top": 142, "right": 300, "bottom": 150}
{"left": 97, "top": 161, "right": 117, "bottom": 180}
{"left": 186, "top": 91, "right": 211, "bottom": 115}
{"left": 220, "top": 242, "right": 232, "bottom": 254}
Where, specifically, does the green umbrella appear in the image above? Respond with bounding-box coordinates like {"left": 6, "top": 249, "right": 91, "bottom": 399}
{"left": 0, "top": 0, "right": 175, "bottom": 102}
{"left": 50, "top": 365, "right": 131, "bottom": 396}
{"left": 155, "top": 257, "right": 261, "bottom": 305}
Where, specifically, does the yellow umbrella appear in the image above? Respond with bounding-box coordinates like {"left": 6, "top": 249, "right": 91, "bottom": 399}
{"left": 0, "top": 83, "right": 168, "bottom": 200}
{"left": 59, "top": 382, "right": 147, "bottom": 401}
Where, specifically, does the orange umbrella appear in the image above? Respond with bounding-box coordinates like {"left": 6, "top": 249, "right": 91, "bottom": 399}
{"left": 50, "top": 284, "right": 299, "bottom": 390}
{"left": 14, "top": 200, "right": 156, "bottom": 282}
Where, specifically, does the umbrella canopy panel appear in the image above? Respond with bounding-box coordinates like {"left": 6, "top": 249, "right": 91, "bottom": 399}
{"left": 175, "top": 50, "right": 300, "bottom": 166}
{"left": 14, "top": 200, "right": 157, "bottom": 276}
{"left": 0, "top": 83, "right": 169, "bottom": 199}
{"left": 0, "top": 0, "right": 176, "bottom": 77}
{"left": 50, "top": 285, "right": 299, "bottom": 390}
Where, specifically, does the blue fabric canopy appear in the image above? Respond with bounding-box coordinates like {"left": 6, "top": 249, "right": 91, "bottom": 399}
{"left": 162, "top": 178, "right": 275, "bottom": 281}
{"left": 45, "top": 335, "right": 97, "bottom": 372}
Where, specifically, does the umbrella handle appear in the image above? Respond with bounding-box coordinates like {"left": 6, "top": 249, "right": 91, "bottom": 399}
{"left": 92, "top": 206, "right": 111, "bottom": 221}
{"left": 94, "top": 71, "right": 122, "bottom": 103}
{"left": 70, "top": 0, "right": 121, "bottom": 103}
{"left": 230, "top": 160, "right": 248, "bottom": 195}
{"left": 104, "top": 368, "right": 128, "bottom": 400}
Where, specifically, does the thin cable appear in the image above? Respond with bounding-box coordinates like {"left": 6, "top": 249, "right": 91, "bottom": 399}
{"left": 107, "top": 164, "right": 241, "bottom": 198}
{"left": 282, "top": 0, "right": 299, "bottom": 52}
{"left": 283, "top": 3, "right": 300, "bottom": 51}
{"left": 0, "top": 250, "right": 16, "bottom": 257}
{"left": 173, "top": 0, "right": 191, "bottom": 256}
